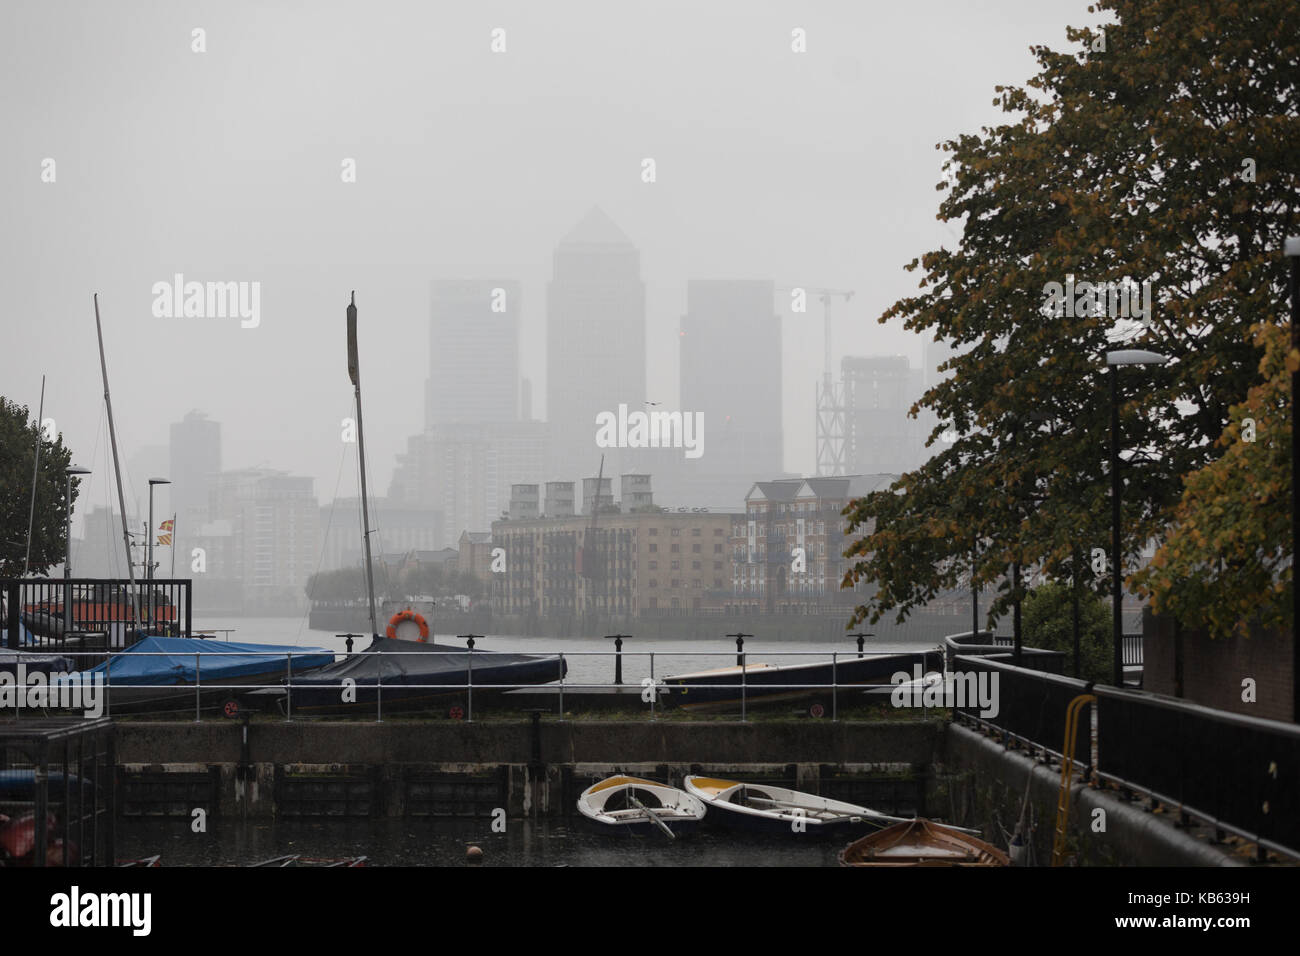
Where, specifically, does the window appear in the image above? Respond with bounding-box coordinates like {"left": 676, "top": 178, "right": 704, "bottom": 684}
{"left": 714, "top": 528, "right": 724, "bottom": 536}
{"left": 649, "top": 579, "right": 658, "bottom": 588}
{"left": 649, "top": 560, "right": 658, "bottom": 570}
{"left": 671, "top": 560, "right": 680, "bottom": 570}
{"left": 713, "top": 561, "right": 722, "bottom": 570}
{"left": 692, "top": 561, "right": 701, "bottom": 570}
{"left": 649, "top": 543, "right": 657, "bottom": 553}
{"left": 649, "top": 528, "right": 658, "bottom": 536}
{"left": 671, "top": 528, "right": 681, "bottom": 536}
{"left": 692, "top": 543, "right": 701, "bottom": 553}
{"left": 671, "top": 544, "right": 680, "bottom": 553}
{"left": 714, "top": 544, "right": 722, "bottom": 553}
{"left": 691, "top": 528, "right": 701, "bottom": 536}
{"left": 671, "top": 579, "right": 680, "bottom": 588}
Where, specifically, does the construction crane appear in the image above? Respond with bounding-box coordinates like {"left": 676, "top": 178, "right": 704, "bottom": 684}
{"left": 775, "top": 287, "right": 855, "bottom": 476}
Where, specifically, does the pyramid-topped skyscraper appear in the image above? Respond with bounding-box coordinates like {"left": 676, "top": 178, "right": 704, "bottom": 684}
{"left": 546, "top": 206, "right": 647, "bottom": 479}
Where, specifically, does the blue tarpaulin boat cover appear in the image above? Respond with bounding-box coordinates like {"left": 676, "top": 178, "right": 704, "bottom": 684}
{"left": 63, "top": 637, "right": 334, "bottom": 686}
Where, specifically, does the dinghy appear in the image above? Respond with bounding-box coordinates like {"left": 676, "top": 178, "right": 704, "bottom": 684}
{"left": 839, "top": 818, "right": 1009, "bottom": 867}
{"left": 684, "top": 775, "right": 902, "bottom": 836}
{"left": 577, "top": 776, "right": 707, "bottom": 839}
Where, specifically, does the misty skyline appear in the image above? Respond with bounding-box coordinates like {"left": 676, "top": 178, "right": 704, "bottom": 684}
{"left": 2, "top": 0, "right": 1101, "bottom": 537}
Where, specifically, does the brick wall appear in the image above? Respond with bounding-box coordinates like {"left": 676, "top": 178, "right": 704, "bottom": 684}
{"left": 1144, "top": 609, "right": 1294, "bottom": 723}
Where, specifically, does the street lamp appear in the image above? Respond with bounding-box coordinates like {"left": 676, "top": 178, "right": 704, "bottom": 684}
{"left": 64, "top": 465, "right": 91, "bottom": 637}
{"left": 1285, "top": 237, "right": 1299, "bottom": 723}
{"left": 147, "top": 478, "right": 170, "bottom": 629}
{"left": 1106, "top": 349, "right": 1168, "bottom": 686}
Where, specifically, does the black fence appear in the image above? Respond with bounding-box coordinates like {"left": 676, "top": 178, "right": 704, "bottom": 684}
{"left": 2, "top": 578, "right": 193, "bottom": 651}
{"left": 0, "top": 718, "right": 116, "bottom": 866}
{"left": 947, "top": 632, "right": 1299, "bottom": 858}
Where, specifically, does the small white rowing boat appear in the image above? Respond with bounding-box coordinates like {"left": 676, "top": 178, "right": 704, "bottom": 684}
{"left": 684, "top": 775, "right": 913, "bottom": 836}
{"left": 577, "top": 776, "right": 707, "bottom": 838}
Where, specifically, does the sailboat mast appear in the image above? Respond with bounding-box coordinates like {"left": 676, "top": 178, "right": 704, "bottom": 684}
{"left": 347, "top": 292, "right": 380, "bottom": 637}
{"left": 93, "top": 294, "right": 143, "bottom": 628}
{"left": 22, "top": 375, "right": 46, "bottom": 576}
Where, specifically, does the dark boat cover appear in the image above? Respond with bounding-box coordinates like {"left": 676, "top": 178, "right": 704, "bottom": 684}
{"left": 280, "top": 636, "right": 564, "bottom": 690}
{"left": 56, "top": 637, "right": 334, "bottom": 686}
{"left": 0, "top": 650, "right": 73, "bottom": 677}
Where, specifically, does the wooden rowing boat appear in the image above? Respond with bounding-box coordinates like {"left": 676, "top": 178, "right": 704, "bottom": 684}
{"left": 839, "top": 818, "right": 1009, "bottom": 866}
{"left": 577, "top": 775, "right": 707, "bottom": 838}
{"left": 684, "top": 775, "right": 894, "bottom": 837}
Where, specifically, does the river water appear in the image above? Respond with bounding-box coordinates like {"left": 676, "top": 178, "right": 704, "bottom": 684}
{"left": 116, "top": 817, "right": 855, "bottom": 867}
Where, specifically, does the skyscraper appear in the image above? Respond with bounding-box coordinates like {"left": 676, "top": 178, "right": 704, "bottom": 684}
{"left": 426, "top": 279, "right": 521, "bottom": 427}
{"left": 679, "top": 279, "right": 783, "bottom": 477}
{"left": 546, "top": 206, "right": 646, "bottom": 479}
{"left": 842, "top": 356, "right": 927, "bottom": 475}
{"left": 169, "top": 410, "right": 221, "bottom": 534}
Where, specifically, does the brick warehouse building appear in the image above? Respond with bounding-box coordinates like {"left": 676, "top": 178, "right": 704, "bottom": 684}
{"left": 731, "top": 475, "right": 896, "bottom": 614}
{"left": 492, "top": 509, "right": 739, "bottom": 622}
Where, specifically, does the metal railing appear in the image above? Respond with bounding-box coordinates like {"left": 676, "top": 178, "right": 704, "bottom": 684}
{"left": 2, "top": 577, "right": 193, "bottom": 651}
{"left": 945, "top": 635, "right": 1299, "bottom": 860}
{"left": 0, "top": 642, "right": 950, "bottom": 727}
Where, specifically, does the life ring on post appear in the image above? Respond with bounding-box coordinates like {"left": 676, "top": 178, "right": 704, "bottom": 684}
{"left": 386, "top": 609, "right": 429, "bottom": 642}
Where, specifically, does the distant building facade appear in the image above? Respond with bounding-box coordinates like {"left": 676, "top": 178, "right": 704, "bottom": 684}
{"left": 425, "top": 279, "right": 521, "bottom": 428}
{"left": 318, "top": 497, "right": 444, "bottom": 572}
{"left": 493, "top": 509, "right": 737, "bottom": 621}
{"left": 731, "top": 474, "right": 896, "bottom": 613}
{"left": 204, "top": 468, "right": 318, "bottom": 607}
{"left": 842, "top": 357, "right": 927, "bottom": 476}
{"left": 388, "top": 421, "right": 547, "bottom": 547}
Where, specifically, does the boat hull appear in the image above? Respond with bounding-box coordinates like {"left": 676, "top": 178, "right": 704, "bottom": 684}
{"left": 839, "top": 818, "right": 1009, "bottom": 866}
{"left": 245, "top": 636, "right": 567, "bottom": 716}
{"left": 577, "top": 775, "right": 708, "bottom": 838}
{"left": 683, "top": 775, "right": 891, "bottom": 838}
{"left": 661, "top": 651, "right": 942, "bottom": 711}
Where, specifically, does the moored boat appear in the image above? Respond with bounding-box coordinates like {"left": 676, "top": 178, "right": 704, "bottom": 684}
{"left": 684, "top": 775, "right": 895, "bottom": 836}
{"left": 244, "top": 635, "right": 566, "bottom": 717}
{"left": 50, "top": 636, "right": 334, "bottom": 715}
{"left": 577, "top": 775, "right": 707, "bottom": 838}
{"left": 660, "top": 650, "right": 942, "bottom": 713}
{"left": 839, "top": 818, "right": 1009, "bottom": 867}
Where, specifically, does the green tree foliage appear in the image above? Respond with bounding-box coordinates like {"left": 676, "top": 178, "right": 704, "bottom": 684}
{"left": 1023, "top": 581, "right": 1112, "bottom": 683}
{"left": 0, "top": 397, "right": 75, "bottom": 577}
{"left": 1132, "top": 321, "right": 1293, "bottom": 635}
{"left": 843, "top": 0, "right": 1299, "bottom": 633}
{"left": 304, "top": 567, "right": 368, "bottom": 603}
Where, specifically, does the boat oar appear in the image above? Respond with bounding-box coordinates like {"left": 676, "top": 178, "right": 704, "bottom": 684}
{"left": 628, "top": 793, "right": 676, "bottom": 840}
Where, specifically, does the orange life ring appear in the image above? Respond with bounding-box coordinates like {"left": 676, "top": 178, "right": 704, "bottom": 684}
{"left": 386, "top": 609, "right": 429, "bottom": 642}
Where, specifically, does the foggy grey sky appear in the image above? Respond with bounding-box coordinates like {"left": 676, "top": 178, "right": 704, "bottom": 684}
{"left": 3, "top": 0, "right": 1100, "bottom": 530}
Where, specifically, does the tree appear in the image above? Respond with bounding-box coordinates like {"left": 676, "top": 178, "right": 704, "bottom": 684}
{"left": 1132, "top": 320, "right": 1293, "bottom": 636}
{"left": 843, "top": 0, "right": 1299, "bottom": 632}
{"left": 0, "top": 397, "right": 75, "bottom": 577}
{"left": 1023, "top": 581, "right": 1112, "bottom": 683}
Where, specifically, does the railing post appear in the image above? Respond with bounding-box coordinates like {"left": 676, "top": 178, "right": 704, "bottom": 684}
{"left": 194, "top": 653, "right": 201, "bottom": 722}
{"left": 558, "top": 652, "right": 565, "bottom": 718}
{"left": 649, "top": 651, "right": 655, "bottom": 721}
{"left": 285, "top": 652, "right": 292, "bottom": 722}
{"left": 832, "top": 652, "right": 838, "bottom": 722}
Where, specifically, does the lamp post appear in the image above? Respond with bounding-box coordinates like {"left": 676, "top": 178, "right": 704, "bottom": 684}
{"left": 1285, "top": 236, "right": 1299, "bottom": 723}
{"left": 1105, "top": 349, "right": 1168, "bottom": 687}
{"left": 64, "top": 465, "right": 91, "bottom": 637}
{"left": 147, "top": 478, "right": 170, "bottom": 629}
